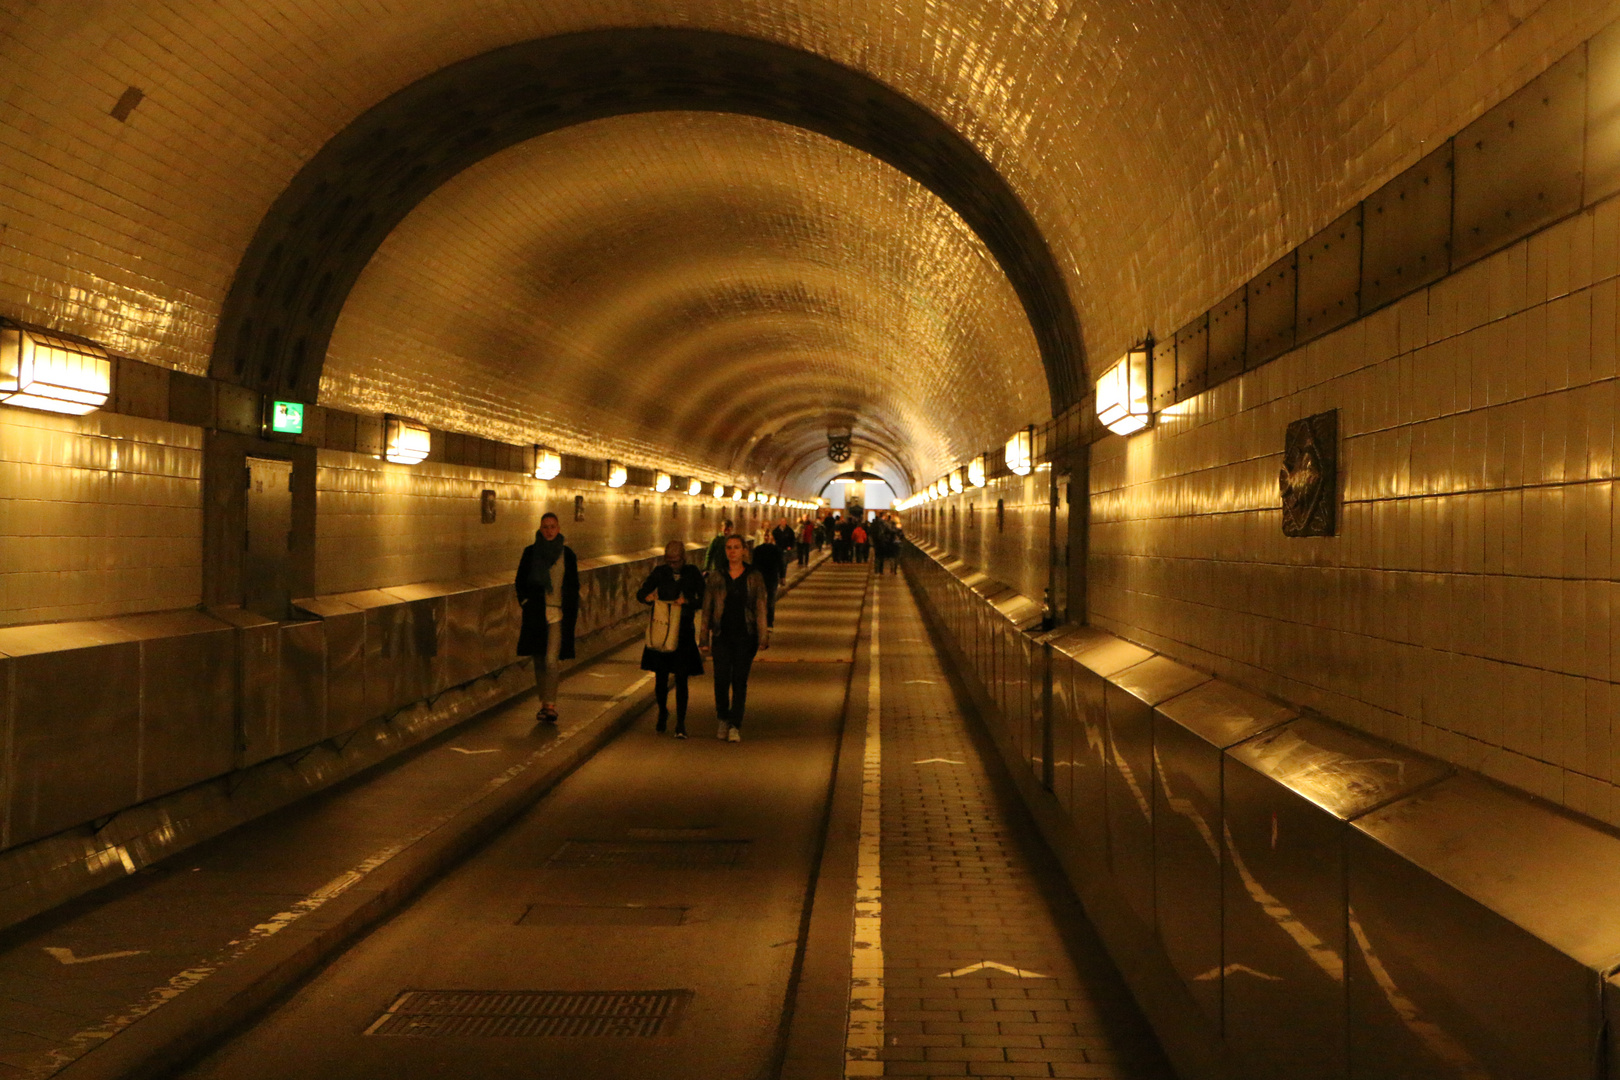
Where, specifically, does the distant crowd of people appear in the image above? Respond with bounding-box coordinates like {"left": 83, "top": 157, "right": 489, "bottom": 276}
{"left": 515, "top": 507, "right": 904, "bottom": 738}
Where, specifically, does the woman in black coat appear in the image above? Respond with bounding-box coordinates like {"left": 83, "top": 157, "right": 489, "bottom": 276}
{"left": 637, "top": 540, "right": 705, "bottom": 737}
{"left": 515, "top": 512, "right": 580, "bottom": 724}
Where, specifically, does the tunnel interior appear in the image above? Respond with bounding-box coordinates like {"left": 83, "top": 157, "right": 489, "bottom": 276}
{"left": 5, "top": 3, "right": 1620, "bottom": 1079}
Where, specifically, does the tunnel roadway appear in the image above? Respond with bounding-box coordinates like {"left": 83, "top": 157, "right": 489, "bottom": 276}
{"left": 175, "top": 564, "right": 870, "bottom": 1080}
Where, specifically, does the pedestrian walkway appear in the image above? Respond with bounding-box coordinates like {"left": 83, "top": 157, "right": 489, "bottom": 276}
{"left": 873, "top": 573, "right": 1173, "bottom": 1080}
{"left": 0, "top": 556, "right": 824, "bottom": 1080}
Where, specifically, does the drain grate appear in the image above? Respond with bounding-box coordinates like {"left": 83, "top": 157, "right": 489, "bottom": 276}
{"left": 546, "top": 840, "right": 749, "bottom": 869}
{"left": 364, "top": 989, "right": 692, "bottom": 1038}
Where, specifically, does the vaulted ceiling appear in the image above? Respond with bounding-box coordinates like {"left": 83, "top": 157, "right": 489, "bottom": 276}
{"left": 1, "top": 0, "right": 1613, "bottom": 494}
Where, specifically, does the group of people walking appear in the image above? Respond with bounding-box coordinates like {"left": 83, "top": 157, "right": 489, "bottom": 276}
{"left": 514, "top": 506, "right": 904, "bottom": 739}
{"left": 515, "top": 514, "right": 780, "bottom": 742}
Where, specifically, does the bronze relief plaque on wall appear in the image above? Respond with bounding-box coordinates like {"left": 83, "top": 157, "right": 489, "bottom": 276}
{"left": 1280, "top": 410, "right": 1337, "bottom": 537}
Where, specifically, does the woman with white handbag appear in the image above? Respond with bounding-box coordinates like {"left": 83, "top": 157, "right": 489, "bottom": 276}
{"left": 636, "top": 540, "right": 706, "bottom": 737}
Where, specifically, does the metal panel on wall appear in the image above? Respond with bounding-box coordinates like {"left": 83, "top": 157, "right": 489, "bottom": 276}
{"left": 1152, "top": 332, "right": 1177, "bottom": 411}
{"left": 208, "top": 606, "right": 281, "bottom": 770}
{"left": 1064, "top": 637, "right": 1151, "bottom": 859}
{"left": 1349, "top": 774, "right": 1620, "bottom": 1080}
{"left": 111, "top": 611, "right": 237, "bottom": 802}
{"left": 1103, "top": 656, "right": 1210, "bottom": 931}
{"left": 0, "top": 623, "right": 142, "bottom": 846}
{"left": 1174, "top": 314, "right": 1209, "bottom": 403}
{"left": 1153, "top": 680, "right": 1297, "bottom": 1029}
{"left": 1207, "top": 285, "right": 1247, "bottom": 386}
{"left": 1361, "top": 143, "right": 1453, "bottom": 313}
{"left": 295, "top": 596, "right": 366, "bottom": 736}
{"left": 1223, "top": 718, "right": 1450, "bottom": 1080}
{"left": 1296, "top": 206, "right": 1363, "bottom": 343}
{"left": 1453, "top": 48, "right": 1587, "bottom": 267}
{"left": 278, "top": 620, "right": 327, "bottom": 752}
{"left": 1591, "top": 23, "right": 1620, "bottom": 206}
{"left": 1246, "top": 251, "right": 1297, "bottom": 369}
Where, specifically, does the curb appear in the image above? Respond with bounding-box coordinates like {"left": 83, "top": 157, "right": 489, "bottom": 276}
{"left": 55, "top": 676, "right": 656, "bottom": 1080}
{"left": 57, "top": 553, "right": 833, "bottom": 1080}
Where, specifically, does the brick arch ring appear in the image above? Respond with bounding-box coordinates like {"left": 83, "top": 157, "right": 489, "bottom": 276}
{"left": 211, "top": 27, "right": 1087, "bottom": 410}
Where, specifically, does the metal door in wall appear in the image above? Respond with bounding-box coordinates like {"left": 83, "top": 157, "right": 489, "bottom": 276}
{"left": 244, "top": 456, "right": 293, "bottom": 619}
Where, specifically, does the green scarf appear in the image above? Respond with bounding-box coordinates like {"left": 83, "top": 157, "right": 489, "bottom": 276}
{"left": 529, "top": 530, "right": 565, "bottom": 592}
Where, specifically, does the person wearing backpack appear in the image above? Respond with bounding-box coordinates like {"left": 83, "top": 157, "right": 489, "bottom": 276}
{"left": 636, "top": 540, "right": 705, "bottom": 737}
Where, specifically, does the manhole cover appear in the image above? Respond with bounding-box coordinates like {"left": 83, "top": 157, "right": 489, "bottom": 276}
{"left": 364, "top": 989, "right": 692, "bottom": 1038}
{"left": 518, "top": 904, "right": 686, "bottom": 926}
{"left": 546, "top": 840, "right": 749, "bottom": 869}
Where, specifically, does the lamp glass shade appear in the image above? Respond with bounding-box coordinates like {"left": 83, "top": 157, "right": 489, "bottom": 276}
{"left": 655, "top": 471, "right": 671, "bottom": 492}
{"left": 0, "top": 326, "right": 111, "bottom": 415}
{"left": 607, "top": 461, "right": 628, "bottom": 488}
{"left": 534, "top": 447, "right": 562, "bottom": 480}
{"left": 950, "top": 470, "right": 964, "bottom": 493}
{"left": 968, "top": 455, "right": 986, "bottom": 487}
{"left": 688, "top": 478, "right": 703, "bottom": 496}
{"left": 1005, "top": 428, "right": 1033, "bottom": 475}
{"left": 384, "top": 415, "right": 431, "bottom": 464}
{"left": 1096, "top": 345, "right": 1153, "bottom": 435}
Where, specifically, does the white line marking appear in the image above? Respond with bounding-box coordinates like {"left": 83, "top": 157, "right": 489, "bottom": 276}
{"left": 903, "top": 679, "right": 936, "bottom": 685}
{"left": 449, "top": 747, "right": 498, "bottom": 755}
{"left": 912, "top": 758, "right": 964, "bottom": 765}
{"left": 938, "top": 960, "right": 1051, "bottom": 979}
{"left": 43, "top": 948, "right": 147, "bottom": 966}
{"left": 844, "top": 584, "right": 882, "bottom": 1078}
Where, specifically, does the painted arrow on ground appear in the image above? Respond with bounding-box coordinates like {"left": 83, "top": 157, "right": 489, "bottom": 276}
{"left": 44, "top": 947, "right": 148, "bottom": 966}
{"left": 1194, "top": 963, "right": 1282, "bottom": 982}
{"left": 937, "top": 961, "right": 1050, "bottom": 978}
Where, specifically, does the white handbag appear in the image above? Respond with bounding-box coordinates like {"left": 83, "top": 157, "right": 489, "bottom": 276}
{"left": 646, "top": 599, "right": 682, "bottom": 652}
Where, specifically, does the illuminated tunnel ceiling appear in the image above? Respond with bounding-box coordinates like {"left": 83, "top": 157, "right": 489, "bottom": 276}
{"left": 3, "top": 0, "right": 1616, "bottom": 495}
{"left": 323, "top": 112, "right": 1046, "bottom": 495}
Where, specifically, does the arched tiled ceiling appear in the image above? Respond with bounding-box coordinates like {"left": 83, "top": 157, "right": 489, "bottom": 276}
{"left": 324, "top": 112, "right": 1046, "bottom": 496}
{"left": 1, "top": 0, "right": 1616, "bottom": 431}
{"left": 215, "top": 29, "right": 1082, "bottom": 410}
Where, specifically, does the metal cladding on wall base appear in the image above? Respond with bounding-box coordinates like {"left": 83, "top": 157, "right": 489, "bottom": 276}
{"left": 903, "top": 539, "right": 1620, "bottom": 1080}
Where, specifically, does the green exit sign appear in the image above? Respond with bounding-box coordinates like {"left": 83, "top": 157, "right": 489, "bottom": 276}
{"left": 270, "top": 400, "right": 304, "bottom": 435}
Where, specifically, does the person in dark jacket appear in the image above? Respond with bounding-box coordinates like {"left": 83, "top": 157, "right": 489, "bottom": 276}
{"left": 752, "top": 531, "right": 782, "bottom": 629}
{"left": 701, "top": 535, "right": 770, "bottom": 742}
{"left": 515, "top": 512, "right": 579, "bottom": 724}
{"left": 704, "top": 519, "right": 734, "bottom": 572}
{"left": 636, "top": 540, "right": 705, "bottom": 738}
{"left": 771, "top": 518, "right": 796, "bottom": 579}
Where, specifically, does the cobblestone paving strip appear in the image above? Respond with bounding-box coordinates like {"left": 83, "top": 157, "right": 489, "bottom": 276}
{"left": 877, "top": 573, "right": 1174, "bottom": 1080}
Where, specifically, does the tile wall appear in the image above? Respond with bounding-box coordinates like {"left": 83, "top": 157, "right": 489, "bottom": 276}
{"left": 1090, "top": 197, "right": 1620, "bottom": 825}
{"left": 0, "top": 409, "right": 201, "bottom": 627}
{"left": 908, "top": 472, "right": 1051, "bottom": 604}
{"left": 314, "top": 450, "right": 793, "bottom": 594}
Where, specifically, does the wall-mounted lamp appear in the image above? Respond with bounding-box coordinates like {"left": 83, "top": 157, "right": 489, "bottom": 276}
{"left": 534, "top": 446, "right": 562, "bottom": 480}
{"left": 949, "top": 469, "right": 965, "bottom": 494}
{"left": 385, "top": 415, "right": 431, "bottom": 464}
{"left": 655, "top": 471, "right": 671, "bottom": 493}
{"left": 1005, "top": 426, "right": 1034, "bottom": 476}
{"left": 606, "top": 461, "right": 628, "bottom": 488}
{"left": 713, "top": 482, "right": 725, "bottom": 499}
{"left": 688, "top": 478, "right": 704, "bottom": 497}
{"left": 968, "top": 455, "right": 986, "bottom": 488}
{"left": 0, "top": 324, "right": 111, "bottom": 415}
{"left": 1096, "top": 340, "right": 1154, "bottom": 436}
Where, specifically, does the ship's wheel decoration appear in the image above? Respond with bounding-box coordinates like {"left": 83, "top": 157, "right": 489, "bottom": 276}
{"left": 827, "top": 433, "right": 853, "bottom": 463}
